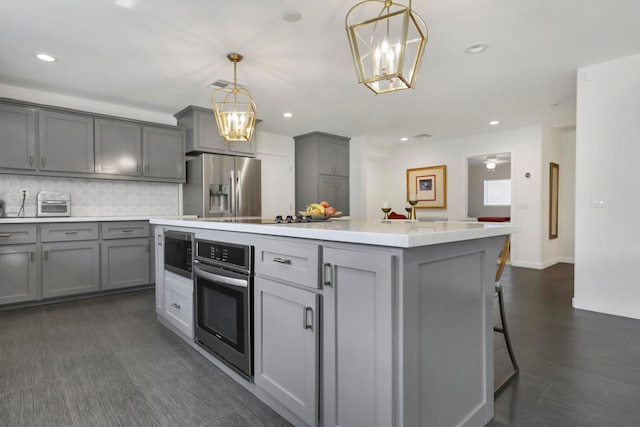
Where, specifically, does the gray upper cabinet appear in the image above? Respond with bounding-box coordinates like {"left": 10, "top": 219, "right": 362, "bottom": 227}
{"left": 0, "top": 103, "right": 37, "bottom": 171}
{"left": 295, "top": 132, "right": 350, "bottom": 214}
{"left": 0, "top": 99, "right": 184, "bottom": 183}
{"left": 39, "top": 109, "right": 95, "bottom": 173}
{"left": 175, "top": 105, "right": 257, "bottom": 157}
{"left": 142, "top": 126, "right": 185, "bottom": 181}
{"left": 95, "top": 118, "right": 142, "bottom": 176}
{"left": 318, "top": 134, "right": 349, "bottom": 176}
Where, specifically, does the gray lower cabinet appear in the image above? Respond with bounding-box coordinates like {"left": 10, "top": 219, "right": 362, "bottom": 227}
{"left": 154, "top": 228, "right": 165, "bottom": 314}
{"left": 41, "top": 240, "right": 100, "bottom": 299}
{"left": 101, "top": 238, "right": 150, "bottom": 290}
{"left": 322, "top": 247, "right": 394, "bottom": 427}
{"left": 254, "top": 275, "right": 319, "bottom": 427}
{"left": 142, "top": 126, "right": 185, "bottom": 181}
{"left": 38, "top": 109, "right": 95, "bottom": 173}
{"left": 0, "top": 103, "right": 37, "bottom": 171}
{"left": 0, "top": 244, "right": 37, "bottom": 304}
{"left": 94, "top": 118, "right": 142, "bottom": 176}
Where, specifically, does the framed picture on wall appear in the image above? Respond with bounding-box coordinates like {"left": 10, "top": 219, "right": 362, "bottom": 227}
{"left": 406, "top": 165, "right": 447, "bottom": 209}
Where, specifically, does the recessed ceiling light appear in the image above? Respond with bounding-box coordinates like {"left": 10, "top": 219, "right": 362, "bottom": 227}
{"left": 400, "top": 137, "right": 408, "bottom": 141}
{"left": 489, "top": 120, "right": 500, "bottom": 126}
{"left": 282, "top": 10, "right": 301, "bottom": 22}
{"left": 283, "top": 112, "right": 294, "bottom": 118}
{"left": 35, "top": 53, "right": 57, "bottom": 62}
{"left": 465, "top": 43, "right": 488, "bottom": 54}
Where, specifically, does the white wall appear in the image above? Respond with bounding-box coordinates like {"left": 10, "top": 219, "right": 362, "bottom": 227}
{"left": 256, "top": 130, "right": 295, "bottom": 217}
{"left": 362, "top": 125, "right": 577, "bottom": 268}
{"left": 0, "top": 83, "right": 176, "bottom": 125}
{"left": 559, "top": 130, "right": 576, "bottom": 262}
{"left": 574, "top": 54, "right": 640, "bottom": 319}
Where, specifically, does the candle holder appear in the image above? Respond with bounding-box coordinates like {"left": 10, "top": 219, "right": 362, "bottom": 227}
{"left": 408, "top": 199, "right": 418, "bottom": 220}
{"left": 381, "top": 207, "right": 391, "bottom": 220}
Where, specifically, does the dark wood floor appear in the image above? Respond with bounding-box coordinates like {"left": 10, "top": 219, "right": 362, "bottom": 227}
{"left": 1, "top": 263, "right": 639, "bottom": 426}
{"left": 491, "top": 263, "right": 640, "bottom": 427}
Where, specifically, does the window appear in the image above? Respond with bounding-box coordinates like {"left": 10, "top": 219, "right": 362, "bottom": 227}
{"left": 484, "top": 179, "right": 511, "bottom": 206}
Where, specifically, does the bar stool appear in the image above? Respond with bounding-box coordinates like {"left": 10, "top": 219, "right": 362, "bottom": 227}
{"left": 494, "top": 235, "right": 519, "bottom": 395}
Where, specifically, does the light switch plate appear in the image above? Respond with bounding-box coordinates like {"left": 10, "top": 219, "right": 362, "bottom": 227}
{"left": 591, "top": 196, "right": 606, "bottom": 207}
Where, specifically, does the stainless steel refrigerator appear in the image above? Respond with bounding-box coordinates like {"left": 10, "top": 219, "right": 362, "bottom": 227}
{"left": 183, "top": 154, "right": 261, "bottom": 218}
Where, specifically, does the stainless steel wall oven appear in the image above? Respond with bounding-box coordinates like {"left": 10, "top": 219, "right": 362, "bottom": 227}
{"left": 194, "top": 239, "right": 253, "bottom": 379}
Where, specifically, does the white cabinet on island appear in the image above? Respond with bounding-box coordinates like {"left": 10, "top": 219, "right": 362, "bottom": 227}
{"left": 149, "top": 217, "right": 519, "bottom": 427}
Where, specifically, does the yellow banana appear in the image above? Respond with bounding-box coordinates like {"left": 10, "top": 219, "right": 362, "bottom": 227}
{"left": 307, "top": 203, "right": 325, "bottom": 214}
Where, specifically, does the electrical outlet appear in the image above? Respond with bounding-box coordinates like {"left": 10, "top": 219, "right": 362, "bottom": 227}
{"left": 19, "top": 189, "right": 27, "bottom": 199}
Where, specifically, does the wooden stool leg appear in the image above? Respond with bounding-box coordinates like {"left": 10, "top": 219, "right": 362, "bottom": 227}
{"left": 494, "top": 283, "right": 519, "bottom": 396}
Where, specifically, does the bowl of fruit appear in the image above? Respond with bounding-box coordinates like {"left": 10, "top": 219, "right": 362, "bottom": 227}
{"left": 300, "top": 201, "right": 342, "bottom": 221}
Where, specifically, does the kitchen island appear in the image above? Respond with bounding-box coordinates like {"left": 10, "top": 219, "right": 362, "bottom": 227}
{"left": 149, "top": 217, "right": 519, "bottom": 427}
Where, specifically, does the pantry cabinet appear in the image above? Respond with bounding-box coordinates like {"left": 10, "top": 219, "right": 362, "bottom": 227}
{"left": 295, "top": 131, "right": 350, "bottom": 215}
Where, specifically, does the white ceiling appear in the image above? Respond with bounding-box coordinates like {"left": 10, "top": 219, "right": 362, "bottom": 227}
{"left": 2, "top": 0, "right": 640, "bottom": 146}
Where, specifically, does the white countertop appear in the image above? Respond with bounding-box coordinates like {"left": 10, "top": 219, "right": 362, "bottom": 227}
{"left": 149, "top": 217, "right": 520, "bottom": 248}
{"left": 0, "top": 215, "right": 196, "bottom": 224}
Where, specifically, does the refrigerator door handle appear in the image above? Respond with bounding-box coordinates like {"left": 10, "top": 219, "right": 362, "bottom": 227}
{"left": 229, "top": 169, "right": 235, "bottom": 215}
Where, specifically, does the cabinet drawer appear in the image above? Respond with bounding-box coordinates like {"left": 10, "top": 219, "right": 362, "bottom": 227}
{"left": 0, "top": 224, "right": 37, "bottom": 245}
{"left": 40, "top": 222, "right": 99, "bottom": 242}
{"left": 255, "top": 238, "right": 320, "bottom": 289}
{"left": 101, "top": 221, "right": 150, "bottom": 239}
{"left": 164, "top": 271, "right": 194, "bottom": 338}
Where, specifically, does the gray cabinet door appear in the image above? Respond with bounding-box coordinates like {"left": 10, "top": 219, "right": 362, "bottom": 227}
{"left": 142, "top": 126, "right": 185, "bottom": 181}
{"left": 0, "top": 244, "right": 37, "bottom": 305}
{"left": 42, "top": 241, "right": 100, "bottom": 298}
{"left": 318, "top": 176, "right": 349, "bottom": 215}
{"left": 38, "top": 110, "right": 94, "bottom": 173}
{"left": 95, "top": 119, "right": 142, "bottom": 176}
{"left": 322, "top": 247, "right": 394, "bottom": 427}
{"left": 254, "top": 276, "right": 319, "bottom": 427}
{"left": 0, "top": 103, "right": 37, "bottom": 170}
{"left": 176, "top": 105, "right": 256, "bottom": 156}
{"left": 101, "top": 238, "right": 150, "bottom": 290}
{"left": 318, "top": 135, "right": 349, "bottom": 176}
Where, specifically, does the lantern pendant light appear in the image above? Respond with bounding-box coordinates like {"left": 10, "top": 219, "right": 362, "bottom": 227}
{"left": 212, "top": 53, "right": 257, "bottom": 144}
{"left": 346, "top": 0, "right": 428, "bottom": 94}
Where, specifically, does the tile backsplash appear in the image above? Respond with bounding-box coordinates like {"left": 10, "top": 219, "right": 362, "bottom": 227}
{"left": 0, "top": 175, "right": 179, "bottom": 217}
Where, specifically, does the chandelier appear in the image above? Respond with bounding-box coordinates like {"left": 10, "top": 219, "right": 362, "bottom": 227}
{"left": 212, "top": 53, "right": 257, "bottom": 144}
{"left": 345, "top": 0, "right": 428, "bottom": 94}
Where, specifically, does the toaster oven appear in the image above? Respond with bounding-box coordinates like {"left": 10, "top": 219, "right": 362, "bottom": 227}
{"left": 36, "top": 191, "right": 71, "bottom": 217}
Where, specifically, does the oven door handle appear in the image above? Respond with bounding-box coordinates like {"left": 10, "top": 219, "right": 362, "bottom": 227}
{"left": 194, "top": 265, "right": 248, "bottom": 288}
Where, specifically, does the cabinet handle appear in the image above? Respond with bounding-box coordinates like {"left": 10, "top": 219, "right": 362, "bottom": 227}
{"left": 144, "top": 164, "right": 149, "bottom": 172}
{"left": 44, "top": 250, "right": 49, "bottom": 261}
{"left": 171, "top": 302, "right": 181, "bottom": 310}
{"left": 137, "top": 164, "right": 140, "bottom": 172}
{"left": 30, "top": 155, "right": 34, "bottom": 166}
{"left": 31, "top": 252, "right": 35, "bottom": 262}
{"left": 273, "top": 257, "right": 291, "bottom": 265}
{"left": 65, "top": 231, "right": 78, "bottom": 235}
{"left": 323, "top": 262, "right": 333, "bottom": 287}
{"left": 158, "top": 235, "right": 162, "bottom": 246}
{"left": 122, "top": 229, "right": 133, "bottom": 232}
{"left": 41, "top": 156, "right": 46, "bottom": 167}
{"left": 303, "top": 307, "right": 313, "bottom": 330}
{"left": 0, "top": 233, "right": 10, "bottom": 238}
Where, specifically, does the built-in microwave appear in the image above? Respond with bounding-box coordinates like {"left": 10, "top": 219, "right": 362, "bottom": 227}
{"left": 163, "top": 230, "right": 194, "bottom": 278}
